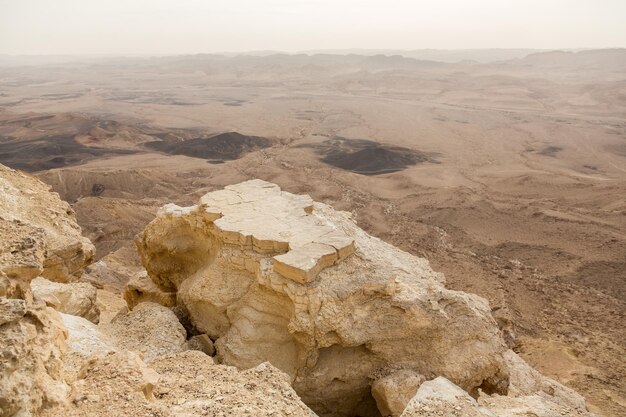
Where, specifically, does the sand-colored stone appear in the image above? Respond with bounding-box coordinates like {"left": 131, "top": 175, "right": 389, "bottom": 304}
{"left": 0, "top": 163, "right": 99, "bottom": 416}
{"left": 31, "top": 277, "right": 100, "bottom": 323}
{"left": 59, "top": 313, "right": 117, "bottom": 381}
{"left": 43, "top": 351, "right": 316, "bottom": 417}
{"left": 123, "top": 271, "right": 176, "bottom": 310}
{"left": 0, "top": 165, "right": 94, "bottom": 282}
{"left": 136, "top": 180, "right": 511, "bottom": 416}
{"left": 371, "top": 370, "right": 426, "bottom": 417}
{"left": 187, "top": 334, "right": 215, "bottom": 356}
{"left": 100, "top": 302, "right": 187, "bottom": 363}
{"left": 400, "top": 375, "right": 595, "bottom": 417}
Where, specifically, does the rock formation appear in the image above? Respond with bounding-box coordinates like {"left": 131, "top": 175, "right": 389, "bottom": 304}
{"left": 31, "top": 277, "right": 100, "bottom": 323}
{"left": 0, "top": 165, "right": 94, "bottom": 283}
{"left": 43, "top": 350, "right": 317, "bottom": 417}
{"left": 400, "top": 369, "right": 594, "bottom": 417}
{"left": 136, "top": 179, "right": 511, "bottom": 415}
{"left": 1, "top": 167, "right": 596, "bottom": 417}
{"left": 0, "top": 165, "right": 77, "bottom": 416}
{"left": 0, "top": 165, "right": 315, "bottom": 417}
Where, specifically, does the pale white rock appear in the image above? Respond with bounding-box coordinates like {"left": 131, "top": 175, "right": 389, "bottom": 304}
{"left": 401, "top": 377, "right": 494, "bottom": 417}
{"left": 136, "top": 180, "right": 510, "bottom": 416}
{"left": 31, "top": 277, "right": 100, "bottom": 323}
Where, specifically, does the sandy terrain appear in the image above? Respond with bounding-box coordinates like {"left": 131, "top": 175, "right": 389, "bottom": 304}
{"left": 0, "top": 50, "right": 624, "bottom": 416}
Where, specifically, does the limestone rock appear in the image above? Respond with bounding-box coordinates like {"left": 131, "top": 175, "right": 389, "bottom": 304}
{"left": 0, "top": 164, "right": 94, "bottom": 282}
{"left": 187, "top": 333, "right": 216, "bottom": 356}
{"left": 136, "top": 180, "right": 510, "bottom": 416}
{"left": 150, "top": 351, "right": 317, "bottom": 417}
{"left": 43, "top": 350, "right": 316, "bottom": 417}
{"left": 0, "top": 300, "right": 68, "bottom": 417}
{"left": 31, "top": 277, "right": 100, "bottom": 323}
{"left": 123, "top": 271, "right": 176, "bottom": 310}
{"left": 400, "top": 376, "right": 596, "bottom": 417}
{"left": 100, "top": 302, "right": 187, "bottom": 362}
{"left": 400, "top": 377, "right": 494, "bottom": 417}
{"left": 372, "top": 370, "right": 426, "bottom": 417}
{"left": 59, "top": 313, "right": 117, "bottom": 381}
{"left": 499, "top": 349, "right": 591, "bottom": 413}
{"left": 0, "top": 164, "right": 99, "bottom": 416}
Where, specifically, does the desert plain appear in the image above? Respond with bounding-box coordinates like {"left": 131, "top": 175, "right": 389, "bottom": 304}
{"left": 0, "top": 49, "right": 625, "bottom": 416}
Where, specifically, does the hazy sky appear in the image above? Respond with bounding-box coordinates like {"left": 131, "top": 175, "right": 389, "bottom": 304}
{"left": 1, "top": 0, "right": 624, "bottom": 55}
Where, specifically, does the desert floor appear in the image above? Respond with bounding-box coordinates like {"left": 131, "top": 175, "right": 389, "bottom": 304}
{"left": 1, "top": 52, "right": 624, "bottom": 416}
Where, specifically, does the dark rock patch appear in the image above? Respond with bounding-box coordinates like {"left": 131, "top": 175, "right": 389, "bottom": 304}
{"left": 91, "top": 183, "right": 105, "bottom": 196}
{"left": 538, "top": 146, "right": 563, "bottom": 157}
{"left": 301, "top": 137, "right": 439, "bottom": 175}
{"left": 145, "top": 131, "right": 271, "bottom": 162}
{"left": 0, "top": 134, "right": 138, "bottom": 172}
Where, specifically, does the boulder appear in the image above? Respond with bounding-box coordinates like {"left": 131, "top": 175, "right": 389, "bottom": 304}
{"left": 59, "top": 313, "right": 117, "bottom": 381}
{"left": 400, "top": 377, "right": 493, "bottom": 417}
{"left": 123, "top": 271, "right": 176, "bottom": 310}
{"left": 0, "top": 164, "right": 94, "bottom": 282}
{"left": 400, "top": 375, "right": 596, "bottom": 417}
{"left": 499, "top": 349, "right": 591, "bottom": 413}
{"left": 136, "top": 180, "right": 510, "bottom": 416}
{"left": 43, "top": 350, "right": 316, "bottom": 417}
{"left": 0, "top": 163, "right": 98, "bottom": 416}
{"left": 100, "top": 302, "right": 187, "bottom": 362}
{"left": 187, "top": 334, "right": 216, "bottom": 356}
{"left": 31, "top": 277, "right": 100, "bottom": 323}
{"left": 371, "top": 370, "right": 426, "bottom": 417}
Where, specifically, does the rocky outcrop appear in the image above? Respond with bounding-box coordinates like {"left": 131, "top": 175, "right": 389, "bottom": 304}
{"left": 59, "top": 313, "right": 117, "bottom": 381}
{"left": 371, "top": 370, "right": 426, "bottom": 417}
{"left": 43, "top": 350, "right": 316, "bottom": 417}
{"left": 0, "top": 165, "right": 94, "bottom": 282}
{"left": 0, "top": 164, "right": 81, "bottom": 417}
{"left": 31, "top": 277, "right": 100, "bottom": 323}
{"left": 100, "top": 302, "right": 187, "bottom": 362}
{"left": 400, "top": 371, "right": 595, "bottom": 417}
{"left": 123, "top": 271, "right": 176, "bottom": 310}
{"left": 136, "top": 180, "right": 511, "bottom": 416}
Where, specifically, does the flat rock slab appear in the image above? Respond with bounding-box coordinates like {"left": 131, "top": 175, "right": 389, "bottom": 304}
{"left": 194, "top": 179, "right": 355, "bottom": 283}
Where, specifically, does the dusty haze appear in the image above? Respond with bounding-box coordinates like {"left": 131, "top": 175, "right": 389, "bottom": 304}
{"left": 1, "top": 0, "right": 625, "bottom": 54}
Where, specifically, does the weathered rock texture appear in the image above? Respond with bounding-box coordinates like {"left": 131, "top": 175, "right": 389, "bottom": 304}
{"left": 0, "top": 165, "right": 94, "bottom": 282}
{"left": 400, "top": 370, "right": 595, "bottom": 417}
{"left": 123, "top": 271, "right": 176, "bottom": 310}
{"left": 371, "top": 370, "right": 426, "bottom": 417}
{"left": 100, "top": 301, "right": 188, "bottom": 362}
{"left": 31, "top": 277, "right": 100, "bottom": 323}
{"left": 0, "top": 167, "right": 326, "bottom": 417}
{"left": 42, "top": 350, "right": 316, "bottom": 417}
{"left": 0, "top": 164, "right": 80, "bottom": 417}
{"left": 136, "top": 180, "right": 511, "bottom": 416}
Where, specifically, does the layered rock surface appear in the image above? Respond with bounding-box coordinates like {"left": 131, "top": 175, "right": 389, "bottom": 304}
{"left": 136, "top": 179, "right": 512, "bottom": 416}
{"left": 1, "top": 168, "right": 596, "bottom": 417}
{"left": 31, "top": 277, "right": 100, "bottom": 323}
{"left": 0, "top": 165, "right": 94, "bottom": 282}
{"left": 0, "top": 165, "right": 77, "bottom": 416}
{"left": 1, "top": 166, "right": 314, "bottom": 417}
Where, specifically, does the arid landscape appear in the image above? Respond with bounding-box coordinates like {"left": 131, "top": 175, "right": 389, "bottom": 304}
{"left": 1, "top": 49, "right": 625, "bottom": 416}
